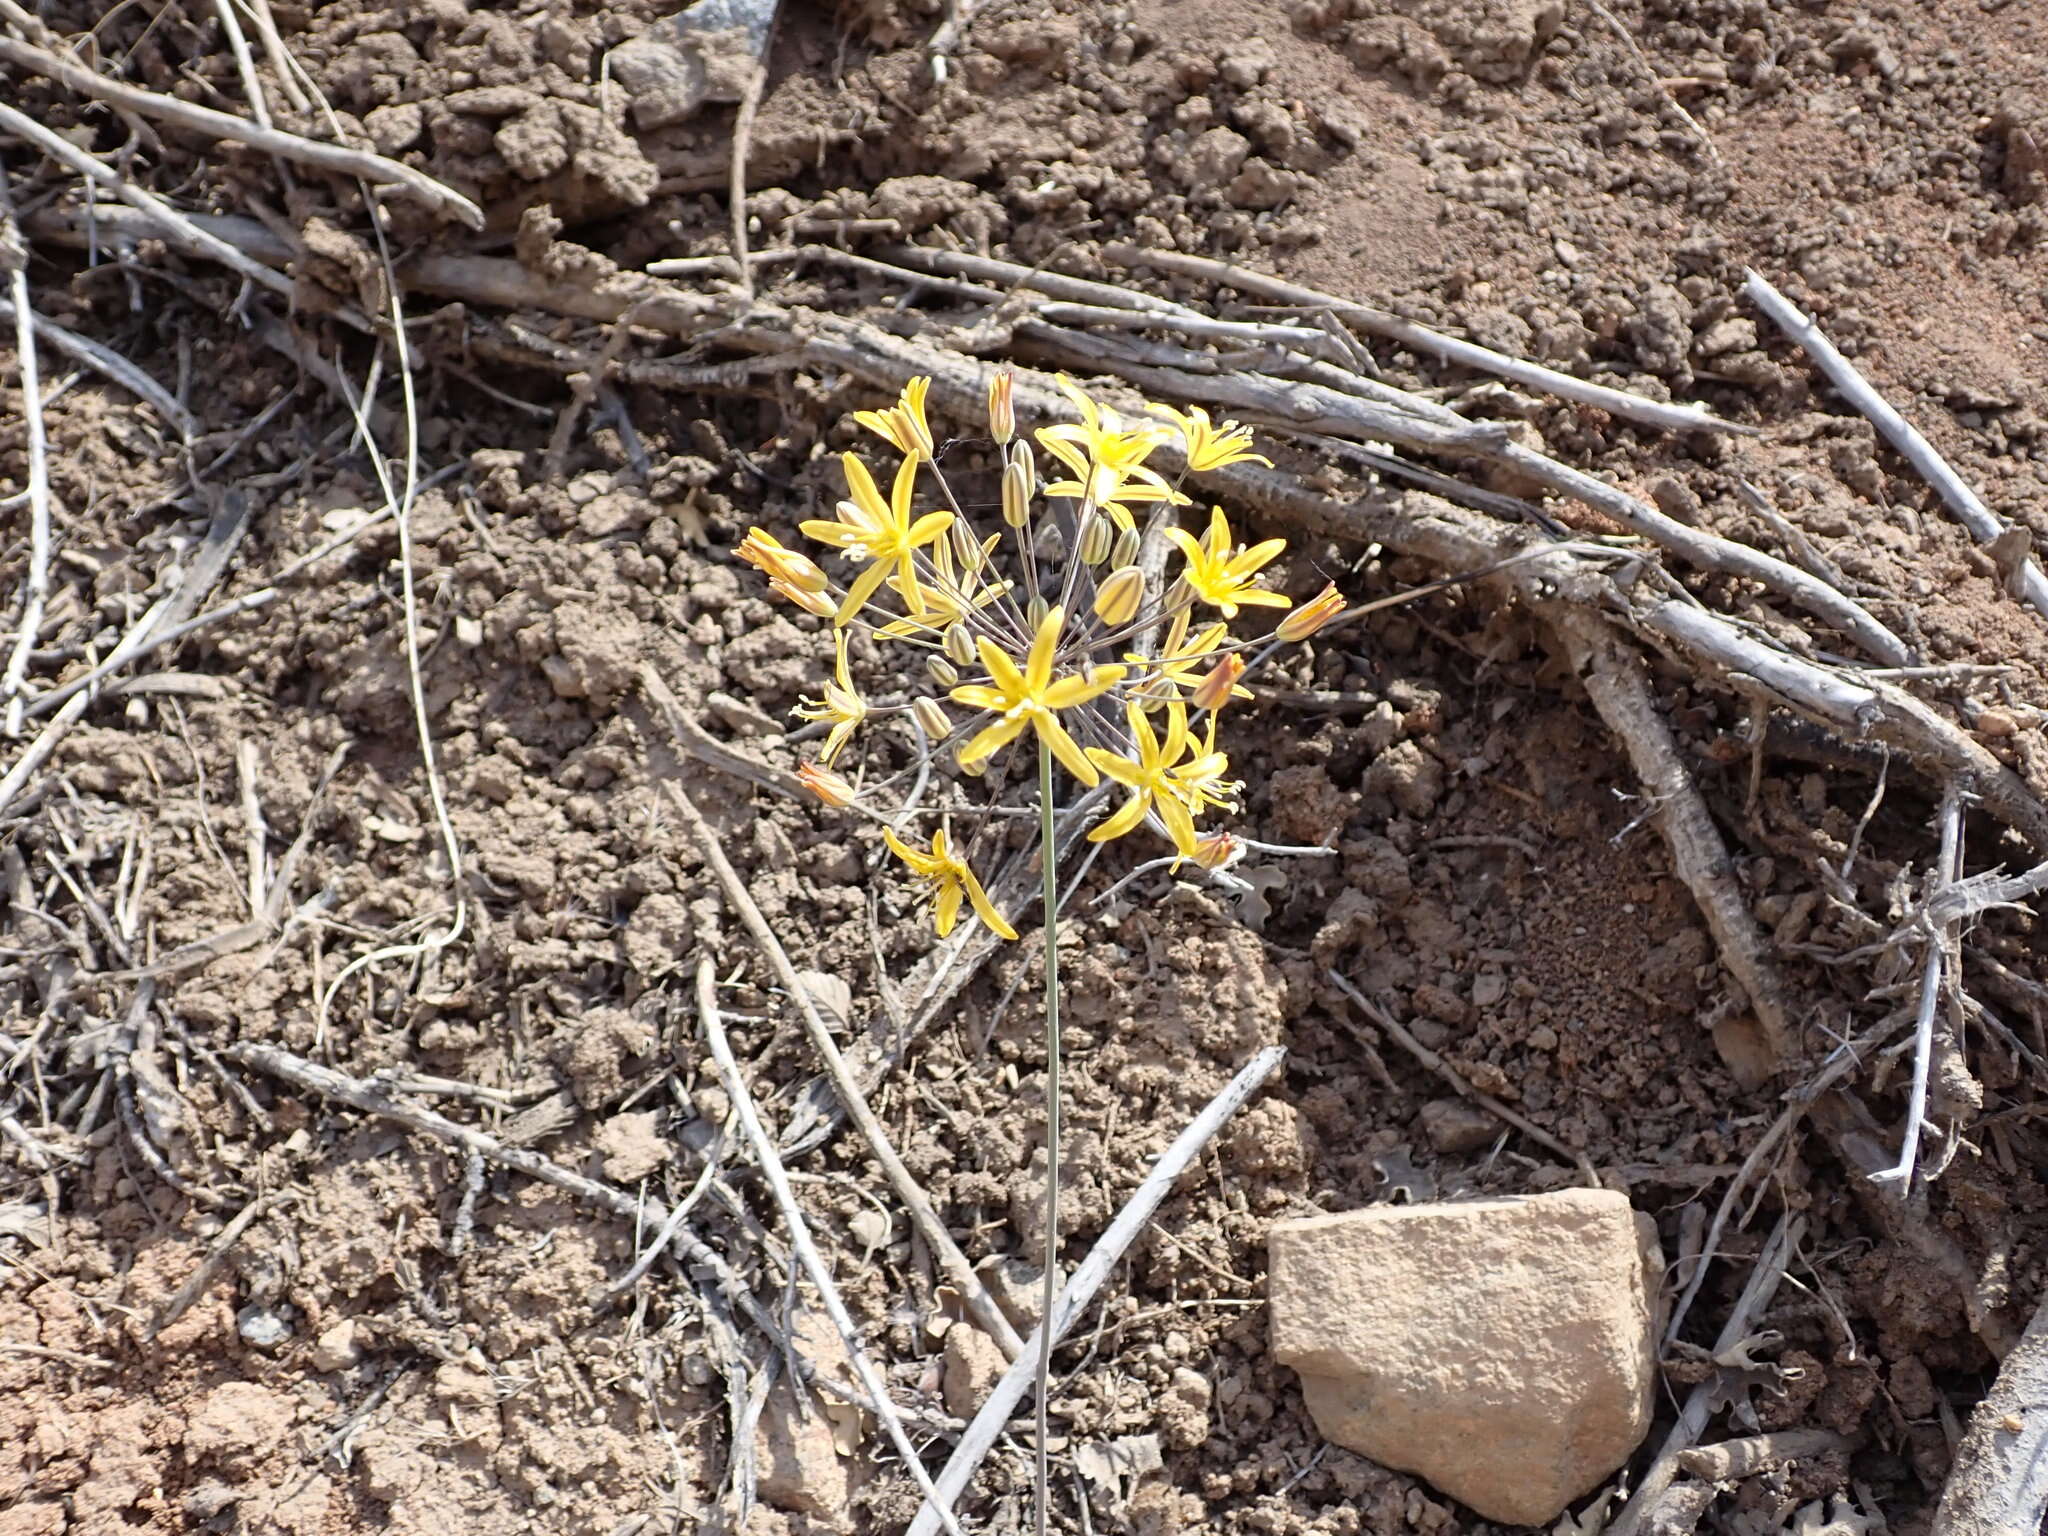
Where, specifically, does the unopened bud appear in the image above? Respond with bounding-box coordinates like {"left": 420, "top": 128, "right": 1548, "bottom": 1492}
{"left": 1079, "top": 514, "right": 1113, "bottom": 567}
{"left": 926, "top": 655, "right": 960, "bottom": 689}
{"left": 987, "top": 369, "right": 1015, "bottom": 446}
{"left": 1190, "top": 830, "right": 1240, "bottom": 871}
{"left": 797, "top": 761, "right": 857, "bottom": 808}
{"left": 1093, "top": 565, "right": 1145, "bottom": 628}
{"left": 1001, "top": 457, "right": 1032, "bottom": 528}
{"left": 1190, "top": 651, "right": 1247, "bottom": 712}
{"left": 912, "top": 696, "right": 954, "bottom": 741}
{"left": 1111, "top": 524, "right": 1142, "bottom": 568}
{"left": 1275, "top": 582, "right": 1345, "bottom": 643}
{"left": 943, "top": 622, "right": 977, "bottom": 666}
{"left": 1027, "top": 594, "right": 1051, "bottom": 630}
{"left": 1008, "top": 439, "right": 1036, "bottom": 497}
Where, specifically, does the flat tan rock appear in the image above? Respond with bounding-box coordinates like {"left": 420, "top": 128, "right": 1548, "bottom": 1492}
{"left": 1269, "top": 1188, "right": 1657, "bottom": 1525}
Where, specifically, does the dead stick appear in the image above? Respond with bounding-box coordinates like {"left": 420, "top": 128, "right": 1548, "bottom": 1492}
{"left": 0, "top": 173, "right": 51, "bottom": 736}
{"left": 1931, "top": 1286, "right": 2048, "bottom": 1536}
{"left": 905, "top": 1044, "right": 1286, "bottom": 1536}
{"left": 696, "top": 959, "right": 967, "bottom": 1536}
{"left": 0, "top": 18, "right": 481, "bottom": 227}
{"left": 1551, "top": 607, "right": 1795, "bottom": 1080}
{"left": 1607, "top": 1212, "right": 1806, "bottom": 1536}
{"left": 665, "top": 779, "right": 1026, "bottom": 1362}
{"left": 1744, "top": 269, "right": 2048, "bottom": 623}
{"left": 1101, "top": 243, "right": 1753, "bottom": 438}
{"left": 147, "top": 1188, "right": 294, "bottom": 1339}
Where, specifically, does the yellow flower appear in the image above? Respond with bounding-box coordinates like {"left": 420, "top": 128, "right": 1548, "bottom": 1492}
{"left": 1147, "top": 404, "right": 1273, "bottom": 472}
{"left": 854, "top": 376, "right": 936, "bottom": 459}
{"left": 1085, "top": 702, "right": 1204, "bottom": 857}
{"left": 1129, "top": 610, "right": 1251, "bottom": 705}
{"left": 1169, "top": 713, "right": 1241, "bottom": 819}
{"left": 801, "top": 452, "right": 953, "bottom": 624}
{"left": 793, "top": 630, "right": 866, "bottom": 764}
{"left": 883, "top": 825, "right": 1017, "bottom": 939}
{"left": 1036, "top": 377, "right": 1188, "bottom": 531}
{"left": 949, "top": 605, "right": 1125, "bottom": 785}
{"left": 1165, "top": 506, "right": 1291, "bottom": 619}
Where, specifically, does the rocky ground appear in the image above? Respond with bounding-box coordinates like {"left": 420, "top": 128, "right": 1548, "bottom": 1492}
{"left": 5, "top": 1, "right": 2048, "bottom": 1533}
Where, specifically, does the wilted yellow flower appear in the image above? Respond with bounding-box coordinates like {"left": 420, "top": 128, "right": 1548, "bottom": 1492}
{"left": 1189, "top": 651, "right": 1248, "bottom": 713}
{"left": 793, "top": 630, "right": 867, "bottom": 764}
{"left": 797, "top": 761, "right": 858, "bottom": 808}
{"left": 1037, "top": 377, "right": 1188, "bottom": 530}
{"left": 1276, "top": 582, "right": 1346, "bottom": 642}
{"left": 855, "top": 376, "right": 935, "bottom": 459}
{"left": 1166, "top": 506, "right": 1291, "bottom": 619}
{"left": 1085, "top": 702, "right": 1204, "bottom": 857}
{"left": 883, "top": 826, "right": 1017, "bottom": 939}
{"left": 738, "top": 527, "right": 828, "bottom": 592}
{"left": 1188, "top": 830, "right": 1240, "bottom": 871}
{"left": 950, "top": 605, "right": 1124, "bottom": 785}
{"left": 1131, "top": 610, "right": 1251, "bottom": 705}
{"left": 801, "top": 452, "right": 953, "bottom": 623}
{"left": 1147, "top": 403, "right": 1273, "bottom": 472}
{"left": 987, "top": 368, "right": 1015, "bottom": 445}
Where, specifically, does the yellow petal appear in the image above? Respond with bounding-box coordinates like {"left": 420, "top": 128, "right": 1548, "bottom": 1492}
{"left": 1037, "top": 715, "right": 1100, "bottom": 786}
{"left": 1088, "top": 791, "right": 1151, "bottom": 844}
{"left": 962, "top": 863, "right": 1018, "bottom": 940}
{"left": 834, "top": 560, "right": 891, "bottom": 626}
{"left": 958, "top": 715, "right": 1027, "bottom": 768}
{"left": 1041, "top": 664, "right": 1126, "bottom": 711}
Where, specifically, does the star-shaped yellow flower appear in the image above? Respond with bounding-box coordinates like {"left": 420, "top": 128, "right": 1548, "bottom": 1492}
{"left": 1169, "top": 712, "right": 1240, "bottom": 819}
{"left": 792, "top": 630, "right": 866, "bottom": 764}
{"left": 1166, "top": 506, "right": 1291, "bottom": 619}
{"left": 882, "top": 825, "right": 1017, "bottom": 939}
{"left": 949, "top": 605, "right": 1124, "bottom": 785}
{"left": 801, "top": 452, "right": 953, "bottom": 624}
{"left": 1036, "top": 377, "right": 1189, "bottom": 531}
{"left": 1085, "top": 702, "right": 1204, "bottom": 857}
{"left": 1146, "top": 404, "right": 1273, "bottom": 472}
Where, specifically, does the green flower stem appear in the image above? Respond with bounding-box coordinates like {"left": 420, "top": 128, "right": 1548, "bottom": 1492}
{"left": 1036, "top": 732, "right": 1060, "bottom": 1536}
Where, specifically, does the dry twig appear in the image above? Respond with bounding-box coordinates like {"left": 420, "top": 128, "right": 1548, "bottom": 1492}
{"left": 1744, "top": 270, "right": 2048, "bottom": 623}
{"left": 0, "top": 12, "right": 483, "bottom": 227}
{"left": 906, "top": 1044, "right": 1286, "bottom": 1536}
{"left": 696, "top": 958, "right": 967, "bottom": 1536}
{"left": 1931, "top": 1286, "right": 2048, "bottom": 1536}
{"left": 664, "top": 779, "right": 1025, "bottom": 1361}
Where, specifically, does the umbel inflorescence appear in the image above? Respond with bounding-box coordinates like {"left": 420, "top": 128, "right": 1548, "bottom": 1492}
{"left": 739, "top": 372, "right": 1344, "bottom": 939}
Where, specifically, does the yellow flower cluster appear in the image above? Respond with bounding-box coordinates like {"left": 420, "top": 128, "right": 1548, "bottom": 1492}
{"left": 739, "top": 372, "right": 1343, "bottom": 940}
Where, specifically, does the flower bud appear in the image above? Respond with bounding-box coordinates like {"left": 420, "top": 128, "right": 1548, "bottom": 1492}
{"left": 912, "top": 696, "right": 954, "bottom": 741}
{"left": 797, "top": 761, "right": 857, "bottom": 808}
{"left": 1079, "top": 513, "right": 1114, "bottom": 567}
{"left": 1189, "top": 830, "right": 1240, "bottom": 871}
{"left": 1276, "top": 582, "right": 1346, "bottom": 643}
{"left": 926, "top": 654, "right": 960, "bottom": 689}
{"left": 987, "top": 368, "right": 1015, "bottom": 446}
{"left": 1111, "top": 524, "right": 1142, "bottom": 568}
{"left": 943, "top": 622, "right": 977, "bottom": 667}
{"left": 1008, "top": 439, "right": 1037, "bottom": 496}
{"left": 1093, "top": 565, "right": 1145, "bottom": 628}
{"left": 1027, "top": 594, "right": 1051, "bottom": 630}
{"left": 1001, "top": 457, "right": 1032, "bottom": 528}
{"left": 1190, "top": 651, "right": 1247, "bottom": 713}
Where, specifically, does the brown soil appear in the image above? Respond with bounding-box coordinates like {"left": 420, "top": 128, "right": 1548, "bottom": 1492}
{"left": 6, "top": 1, "right": 2048, "bottom": 1534}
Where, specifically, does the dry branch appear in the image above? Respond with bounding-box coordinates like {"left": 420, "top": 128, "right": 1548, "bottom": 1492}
{"left": 696, "top": 959, "right": 967, "bottom": 1536}
{"left": 906, "top": 1044, "right": 1287, "bottom": 1536}
{"left": 664, "top": 780, "right": 1025, "bottom": 1362}
{"left": 1744, "top": 270, "right": 2048, "bottom": 623}
{"left": 0, "top": 15, "right": 482, "bottom": 227}
{"left": 1932, "top": 1286, "right": 2048, "bottom": 1536}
